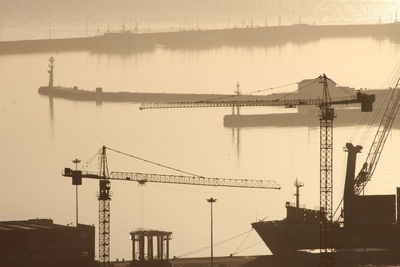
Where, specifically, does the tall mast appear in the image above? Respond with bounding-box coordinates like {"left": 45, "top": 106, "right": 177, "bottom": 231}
{"left": 98, "top": 146, "right": 111, "bottom": 265}
{"left": 294, "top": 179, "right": 304, "bottom": 209}
{"left": 48, "top": 57, "right": 55, "bottom": 88}
{"left": 319, "top": 74, "right": 335, "bottom": 266}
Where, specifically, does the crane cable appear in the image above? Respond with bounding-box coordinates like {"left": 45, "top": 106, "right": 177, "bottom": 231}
{"left": 231, "top": 241, "right": 263, "bottom": 255}
{"left": 106, "top": 146, "right": 205, "bottom": 177}
{"left": 355, "top": 60, "right": 400, "bottom": 145}
{"left": 195, "top": 82, "right": 297, "bottom": 103}
{"left": 176, "top": 228, "right": 254, "bottom": 258}
{"left": 338, "top": 86, "right": 357, "bottom": 97}
{"left": 80, "top": 148, "right": 102, "bottom": 171}
{"left": 272, "top": 76, "right": 320, "bottom": 101}
{"left": 195, "top": 77, "right": 319, "bottom": 104}
{"left": 349, "top": 63, "right": 398, "bottom": 144}
{"left": 335, "top": 60, "right": 400, "bottom": 220}
{"left": 231, "top": 228, "right": 253, "bottom": 255}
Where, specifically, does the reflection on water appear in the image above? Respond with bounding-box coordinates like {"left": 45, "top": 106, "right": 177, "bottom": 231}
{"left": 2, "top": 0, "right": 400, "bottom": 41}
{"left": 231, "top": 126, "right": 241, "bottom": 161}
{"left": 48, "top": 96, "right": 54, "bottom": 139}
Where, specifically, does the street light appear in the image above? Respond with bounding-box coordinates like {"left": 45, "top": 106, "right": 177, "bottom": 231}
{"left": 72, "top": 158, "right": 81, "bottom": 226}
{"left": 207, "top": 197, "right": 217, "bottom": 267}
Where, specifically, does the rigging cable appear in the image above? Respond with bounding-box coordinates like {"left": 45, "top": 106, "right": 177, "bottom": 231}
{"left": 356, "top": 60, "right": 400, "bottom": 145}
{"left": 106, "top": 146, "right": 204, "bottom": 177}
{"left": 349, "top": 60, "right": 400, "bottom": 144}
{"left": 195, "top": 82, "right": 297, "bottom": 103}
{"left": 231, "top": 241, "right": 263, "bottom": 255}
{"left": 272, "top": 76, "right": 320, "bottom": 101}
{"left": 231, "top": 228, "right": 253, "bottom": 255}
{"left": 80, "top": 148, "right": 102, "bottom": 171}
{"left": 177, "top": 229, "right": 254, "bottom": 258}
{"left": 335, "top": 60, "right": 400, "bottom": 220}
{"left": 338, "top": 85, "right": 357, "bottom": 97}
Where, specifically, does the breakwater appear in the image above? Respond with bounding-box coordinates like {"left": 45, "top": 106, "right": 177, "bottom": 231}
{"left": 4, "top": 23, "right": 400, "bottom": 54}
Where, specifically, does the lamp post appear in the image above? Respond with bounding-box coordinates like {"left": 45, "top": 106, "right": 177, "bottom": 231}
{"left": 207, "top": 197, "right": 217, "bottom": 267}
{"left": 72, "top": 158, "right": 81, "bottom": 226}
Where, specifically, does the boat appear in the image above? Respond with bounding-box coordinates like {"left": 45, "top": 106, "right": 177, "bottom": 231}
{"left": 252, "top": 142, "right": 400, "bottom": 256}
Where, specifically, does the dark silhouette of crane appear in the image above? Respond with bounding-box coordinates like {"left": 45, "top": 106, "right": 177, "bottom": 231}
{"left": 318, "top": 74, "right": 335, "bottom": 266}
{"left": 353, "top": 77, "right": 400, "bottom": 195}
{"left": 139, "top": 75, "right": 375, "bottom": 267}
{"left": 62, "top": 145, "right": 281, "bottom": 265}
{"left": 336, "top": 76, "right": 400, "bottom": 231}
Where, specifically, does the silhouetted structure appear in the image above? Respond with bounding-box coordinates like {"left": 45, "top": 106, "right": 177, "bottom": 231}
{"left": 63, "top": 145, "right": 279, "bottom": 265}
{"left": 0, "top": 219, "right": 96, "bottom": 267}
{"left": 207, "top": 198, "right": 217, "bottom": 267}
{"left": 3, "top": 23, "right": 400, "bottom": 54}
{"left": 252, "top": 77, "right": 400, "bottom": 265}
{"left": 252, "top": 144, "right": 400, "bottom": 256}
{"left": 130, "top": 230, "right": 172, "bottom": 262}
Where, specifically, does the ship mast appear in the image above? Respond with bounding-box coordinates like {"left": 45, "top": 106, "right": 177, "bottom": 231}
{"left": 48, "top": 56, "right": 55, "bottom": 88}
{"left": 294, "top": 178, "right": 304, "bottom": 208}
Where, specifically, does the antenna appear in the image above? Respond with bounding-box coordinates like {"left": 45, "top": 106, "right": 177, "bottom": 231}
{"left": 293, "top": 178, "right": 304, "bottom": 208}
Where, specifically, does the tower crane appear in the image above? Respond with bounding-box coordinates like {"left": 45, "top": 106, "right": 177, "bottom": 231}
{"left": 139, "top": 74, "right": 375, "bottom": 267}
{"left": 318, "top": 74, "right": 335, "bottom": 266}
{"left": 62, "top": 145, "right": 281, "bottom": 265}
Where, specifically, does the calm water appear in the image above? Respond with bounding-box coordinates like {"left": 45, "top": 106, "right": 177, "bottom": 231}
{"left": 2, "top": 0, "right": 400, "bottom": 262}
{"left": 1, "top": 0, "right": 400, "bottom": 40}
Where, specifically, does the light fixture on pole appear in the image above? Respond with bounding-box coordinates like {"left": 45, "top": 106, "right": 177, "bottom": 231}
{"left": 207, "top": 197, "right": 217, "bottom": 267}
{"left": 72, "top": 158, "right": 81, "bottom": 226}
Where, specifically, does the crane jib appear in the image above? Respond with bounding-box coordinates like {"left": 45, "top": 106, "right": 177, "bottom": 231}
{"left": 139, "top": 91, "right": 375, "bottom": 111}
{"left": 62, "top": 168, "right": 281, "bottom": 189}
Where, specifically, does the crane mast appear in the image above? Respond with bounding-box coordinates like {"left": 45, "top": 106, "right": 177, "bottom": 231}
{"left": 319, "top": 74, "right": 334, "bottom": 266}
{"left": 354, "top": 77, "right": 400, "bottom": 195}
{"left": 98, "top": 146, "right": 111, "bottom": 264}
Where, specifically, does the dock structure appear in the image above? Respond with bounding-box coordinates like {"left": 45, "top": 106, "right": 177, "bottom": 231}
{"left": 3, "top": 23, "right": 400, "bottom": 54}
{"left": 130, "top": 230, "right": 172, "bottom": 262}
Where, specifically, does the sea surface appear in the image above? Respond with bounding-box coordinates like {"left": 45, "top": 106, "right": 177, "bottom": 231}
{"left": 1, "top": 0, "right": 400, "bottom": 262}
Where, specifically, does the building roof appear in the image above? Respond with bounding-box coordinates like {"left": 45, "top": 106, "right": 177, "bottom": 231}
{"left": 130, "top": 229, "right": 173, "bottom": 237}
{"left": 0, "top": 219, "right": 72, "bottom": 231}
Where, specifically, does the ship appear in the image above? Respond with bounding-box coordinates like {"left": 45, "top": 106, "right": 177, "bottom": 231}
{"left": 252, "top": 142, "right": 400, "bottom": 256}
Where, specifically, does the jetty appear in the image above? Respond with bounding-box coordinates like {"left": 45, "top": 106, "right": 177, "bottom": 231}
{"left": 38, "top": 57, "right": 305, "bottom": 103}
{"left": 6, "top": 22, "right": 400, "bottom": 54}
{"left": 38, "top": 57, "right": 237, "bottom": 103}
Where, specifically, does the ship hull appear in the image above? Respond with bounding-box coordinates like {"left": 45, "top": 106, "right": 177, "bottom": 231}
{"left": 252, "top": 220, "right": 320, "bottom": 255}
{"left": 252, "top": 220, "right": 400, "bottom": 255}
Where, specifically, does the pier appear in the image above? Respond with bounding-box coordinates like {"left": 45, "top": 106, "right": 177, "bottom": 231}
{"left": 3, "top": 23, "right": 400, "bottom": 54}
